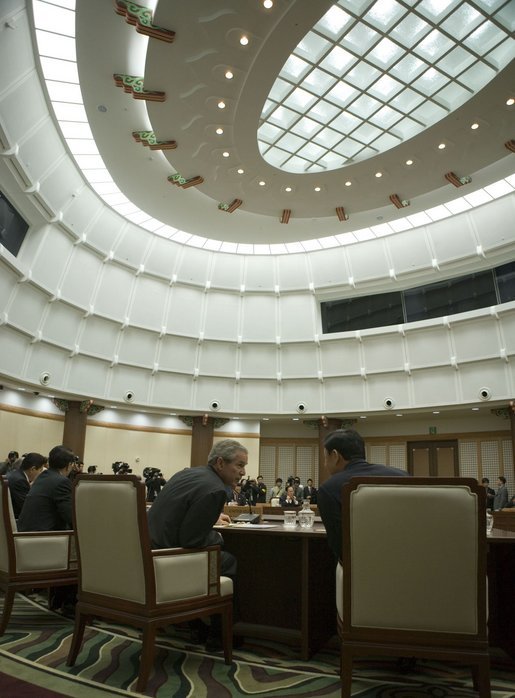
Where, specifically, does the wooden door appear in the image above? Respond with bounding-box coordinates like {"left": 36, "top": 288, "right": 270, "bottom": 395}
{"left": 407, "top": 440, "right": 459, "bottom": 476}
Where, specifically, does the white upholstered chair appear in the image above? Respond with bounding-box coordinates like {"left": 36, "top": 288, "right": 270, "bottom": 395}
{"left": 66, "top": 474, "right": 233, "bottom": 692}
{"left": 337, "top": 476, "right": 490, "bottom": 698}
{"left": 0, "top": 478, "right": 77, "bottom": 635}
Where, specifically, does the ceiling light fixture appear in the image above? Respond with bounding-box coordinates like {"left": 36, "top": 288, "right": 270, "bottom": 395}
{"left": 225, "top": 70, "right": 233, "bottom": 80}
{"left": 237, "top": 168, "right": 244, "bottom": 174}
{"left": 471, "top": 122, "right": 479, "bottom": 130}
{"left": 405, "top": 159, "right": 413, "bottom": 166}
{"left": 217, "top": 100, "right": 225, "bottom": 109}
{"left": 438, "top": 143, "right": 446, "bottom": 150}
{"left": 285, "top": 186, "right": 292, "bottom": 192}
{"left": 240, "top": 35, "right": 249, "bottom": 46}
{"left": 216, "top": 127, "right": 223, "bottom": 135}
{"left": 263, "top": 0, "right": 273, "bottom": 8}
{"left": 258, "top": 180, "right": 266, "bottom": 186}
{"left": 222, "top": 151, "right": 230, "bottom": 158}
{"left": 314, "top": 186, "right": 321, "bottom": 192}
{"left": 375, "top": 172, "right": 382, "bottom": 178}
{"left": 506, "top": 97, "right": 514, "bottom": 106}
{"left": 345, "top": 181, "right": 352, "bottom": 187}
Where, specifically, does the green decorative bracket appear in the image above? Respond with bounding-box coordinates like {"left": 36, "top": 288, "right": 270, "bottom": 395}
{"left": 167, "top": 173, "right": 204, "bottom": 189}
{"left": 132, "top": 131, "right": 177, "bottom": 150}
{"left": 113, "top": 74, "right": 165, "bottom": 102}
{"left": 218, "top": 198, "right": 242, "bottom": 213}
{"left": 114, "top": 0, "right": 175, "bottom": 42}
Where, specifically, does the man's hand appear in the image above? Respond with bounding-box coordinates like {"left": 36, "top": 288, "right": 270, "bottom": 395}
{"left": 216, "top": 513, "right": 231, "bottom": 526}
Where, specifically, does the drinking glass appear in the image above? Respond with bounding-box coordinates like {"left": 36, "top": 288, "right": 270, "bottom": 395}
{"left": 283, "top": 510, "right": 297, "bottom": 528}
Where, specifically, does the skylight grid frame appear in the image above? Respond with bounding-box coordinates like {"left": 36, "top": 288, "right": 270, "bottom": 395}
{"left": 258, "top": 0, "right": 514, "bottom": 173}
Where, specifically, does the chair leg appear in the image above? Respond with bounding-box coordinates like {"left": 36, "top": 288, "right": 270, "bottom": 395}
{"left": 472, "top": 659, "right": 491, "bottom": 698}
{"left": 66, "top": 611, "right": 88, "bottom": 666}
{"left": 221, "top": 604, "right": 233, "bottom": 665}
{"left": 0, "top": 588, "right": 16, "bottom": 636}
{"left": 136, "top": 625, "right": 157, "bottom": 692}
{"left": 341, "top": 649, "right": 353, "bottom": 698}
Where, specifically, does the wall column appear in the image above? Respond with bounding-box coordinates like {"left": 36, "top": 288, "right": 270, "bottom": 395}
{"left": 190, "top": 415, "right": 214, "bottom": 468}
{"left": 62, "top": 400, "right": 87, "bottom": 459}
{"left": 510, "top": 401, "right": 515, "bottom": 479}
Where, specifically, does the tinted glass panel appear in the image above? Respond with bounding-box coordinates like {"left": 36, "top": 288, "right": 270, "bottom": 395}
{"left": 404, "top": 271, "right": 496, "bottom": 322}
{"left": 495, "top": 261, "right": 515, "bottom": 303}
{"left": 321, "top": 291, "right": 403, "bottom": 333}
{"left": 0, "top": 191, "right": 29, "bottom": 257}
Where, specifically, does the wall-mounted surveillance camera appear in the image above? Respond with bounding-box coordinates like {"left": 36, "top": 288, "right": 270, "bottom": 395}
{"left": 210, "top": 400, "right": 221, "bottom": 411}
{"left": 383, "top": 397, "right": 395, "bottom": 409}
{"left": 124, "top": 390, "right": 135, "bottom": 403}
{"left": 39, "top": 371, "right": 51, "bottom": 386}
{"left": 296, "top": 402, "right": 307, "bottom": 413}
{"left": 478, "top": 387, "right": 491, "bottom": 401}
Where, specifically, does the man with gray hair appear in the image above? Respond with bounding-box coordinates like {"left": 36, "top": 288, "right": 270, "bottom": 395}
{"left": 148, "top": 439, "right": 247, "bottom": 648}
{"left": 148, "top": 439, "right": 247, "bottom": 575}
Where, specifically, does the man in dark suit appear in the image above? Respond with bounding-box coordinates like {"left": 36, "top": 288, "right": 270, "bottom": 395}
{"left": 5, "top": 452, "right": 47, "bottom": 519}
{"left": 303, "top": 478, "right": 317, "bottom": 504}
{"left": 318, "top": 429, "right": 407, "bottom": 561}
{"left": 18, "top": 445, "right": 76, "bottom": 532}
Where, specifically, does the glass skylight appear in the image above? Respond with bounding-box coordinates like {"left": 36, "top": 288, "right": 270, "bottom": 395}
{"left": 32, "top": 0, "right": 515, "bottom": 256}
{"left": 258, "top": 0, "right": 514, "bottom": 173}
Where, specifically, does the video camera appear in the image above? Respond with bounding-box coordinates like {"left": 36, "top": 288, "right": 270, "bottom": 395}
{"left": 112, "top": 461, "right": 132, "bottom": 475}
{"left": 143, "top": 466, "right": 163, "bottom": 479}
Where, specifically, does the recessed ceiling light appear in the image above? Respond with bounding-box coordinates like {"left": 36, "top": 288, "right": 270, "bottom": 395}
{"left": 262, "top": 417, "right": 269, "bottom": 420}
{"left": 263, "top": 0, "right": 273, "bottom": 8}
{"left": 506, "top": 97, "right": 514, "bottom": 106}
{"left": 405, "top": 159, "right": 413, "bottom": 166}
{"left": 375, "top": 171, "right": 382, "bottom": 178}
{"left": 438, "top": 142, "right": 446, "bottom": 150}
{"left": 240, "top": 35, "right": 249, "bottom": 46}
{"left": 225, "top": 70, "right": 233, "bottom": 80}
{"left": 216, "top": 127, "right": 223, "bottom": 135}
{"left": 237, "top": 168, "right": 244, "bottom": 174}
{"left": 433, "top": 411, "right": 440, "bottom": 414}
{"left": 472, "top": 407, "right": 479, "bottom": 411}
{"left": 217, "top": 101, "right": 226, "bottom": 109}
{"left": 258, "top": 180, "right": 266, "bottom": 186}
{"left": 292, "top": 417, "right": 299, "bottom": 421}
{"left": 345, "top": 180, "right": 352, "bottom": 187}
{"left": 285, "top": 186, "right": 292, "bottom": 192}
{"left": 314, "top": 186, "right": 321, "bottom": 192}
{"left": 396, "top": 413, "right": 403, "bottom": 417}
{"left": 97, "top": 105, "right": 107, "bottom": 113}
{"left": 471, "top": 122, "right": 479, "bottom": 130}
{"left": 360, "top": 415, "right": 367, "bottom": 419}
{"left": 222, "top": 151, "right": 230, "bottom": 158}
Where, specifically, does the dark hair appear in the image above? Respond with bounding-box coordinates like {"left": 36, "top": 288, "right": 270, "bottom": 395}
{"left": 275, "top": 477, "right": 283, "bottom": 484}
{"left": 481, "top": 478, "right": 490, "bottom": 484}
{"left": 8, "top": 451, "right": 19, "bottom": 460}
{"left": 323, "top": 429, "right": 365, "bottom": 461}
{"left": 87, "top": 465, "right": 97, "bottom": 474}
{"left": 48, "top": 445, "right": 76, "bottom": 471}
{"left": 20, "top": 452, "right": 47, "bottom": 472}
{"left": 498, "top": 476, "right": 506, "bottom": 484}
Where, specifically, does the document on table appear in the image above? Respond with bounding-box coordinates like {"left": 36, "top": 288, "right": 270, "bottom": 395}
{"left": 214, "top": 523, "right": 279, "bottom": 529}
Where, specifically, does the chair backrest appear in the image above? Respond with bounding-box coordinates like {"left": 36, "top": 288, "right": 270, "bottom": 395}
{"left": 0, "top": 479, "right": 15, "bottom": 573}
{"left": 73, "top": 475, "right": 151, "bottom": 604}
{"left": 342, "top": 476, "right": 487, "bottom": 639}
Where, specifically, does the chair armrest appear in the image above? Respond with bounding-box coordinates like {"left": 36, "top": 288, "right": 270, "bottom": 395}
{"left": 152, "top": 546, "right": 222, "bottom": 603}
{"left": 13, "top": 531, "right": 75, "bottom": 573}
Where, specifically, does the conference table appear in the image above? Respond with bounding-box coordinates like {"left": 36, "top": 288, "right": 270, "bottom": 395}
{"left": 218, "top": 518, "right": 335, "bottom": 660}
{"left": 219, "top": 519, "right": 515, "bottom": 661}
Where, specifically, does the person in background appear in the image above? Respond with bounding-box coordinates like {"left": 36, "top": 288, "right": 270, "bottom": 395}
{"left": 481, "top": 477, "right": 495, "bottom": 511}
{"left": 318, "top": 429, "right": 407, "bottom": 561}
{"left": 270, "top": 477, "right": 285, "bottom": 501}
{"left": 303, "top": 478, "right": 317, "bottom": 504}
{"left": 6, "top": 452, "right": 47, "bottom": 518}
{"left": 0, "top": 451, "right": 19, "bottom": 476}
{"left": 493, "top": 476, "right": 509, "bottom": 510}
{"left": 68, "top": 458, "right": 84, "bottom": 481}
{"left": 279, "top": 485, "right": 298, "bottom": 508}
{"left": 293, "top": 476, "right": 304, "bottom": 501}
{"left": 255, "top": 475, "right": 267, "bottom": 503}
{"left": 229, "top": 482, "right": 247, "bottom": 505}
{"left": 87, "top": 465, "right": 97, "bottom": 474}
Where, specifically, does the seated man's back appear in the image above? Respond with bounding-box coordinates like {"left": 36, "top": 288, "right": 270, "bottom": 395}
{"left": 18, "top": 445, "right": 75, "bottom": 531}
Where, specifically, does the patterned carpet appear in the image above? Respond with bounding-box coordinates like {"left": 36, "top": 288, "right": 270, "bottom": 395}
{"left": 0, "top": 591, "right": 514, "bottom": 697}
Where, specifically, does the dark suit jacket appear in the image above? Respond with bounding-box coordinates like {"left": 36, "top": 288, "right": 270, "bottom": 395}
{"left": 17, "top": 468, "right": 73, "bottom": 531}
{"left": 5, "top": 468, "right": 30, "bottom": 519}
{"left": 318, "top": 459, "right": 407, "bottom": 562}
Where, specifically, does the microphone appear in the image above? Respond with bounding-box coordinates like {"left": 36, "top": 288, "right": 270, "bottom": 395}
{"left": 233, "top": 480, "right": 260, "bottom": 524}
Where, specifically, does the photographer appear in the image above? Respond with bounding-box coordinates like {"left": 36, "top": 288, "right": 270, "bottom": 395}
{"left": 144, "top": 467, "right": 166, "bottom": 502}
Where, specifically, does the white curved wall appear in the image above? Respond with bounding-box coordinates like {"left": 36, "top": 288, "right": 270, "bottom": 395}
{"left": 1, "top": 0, "right": 514, "bottom": 417}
